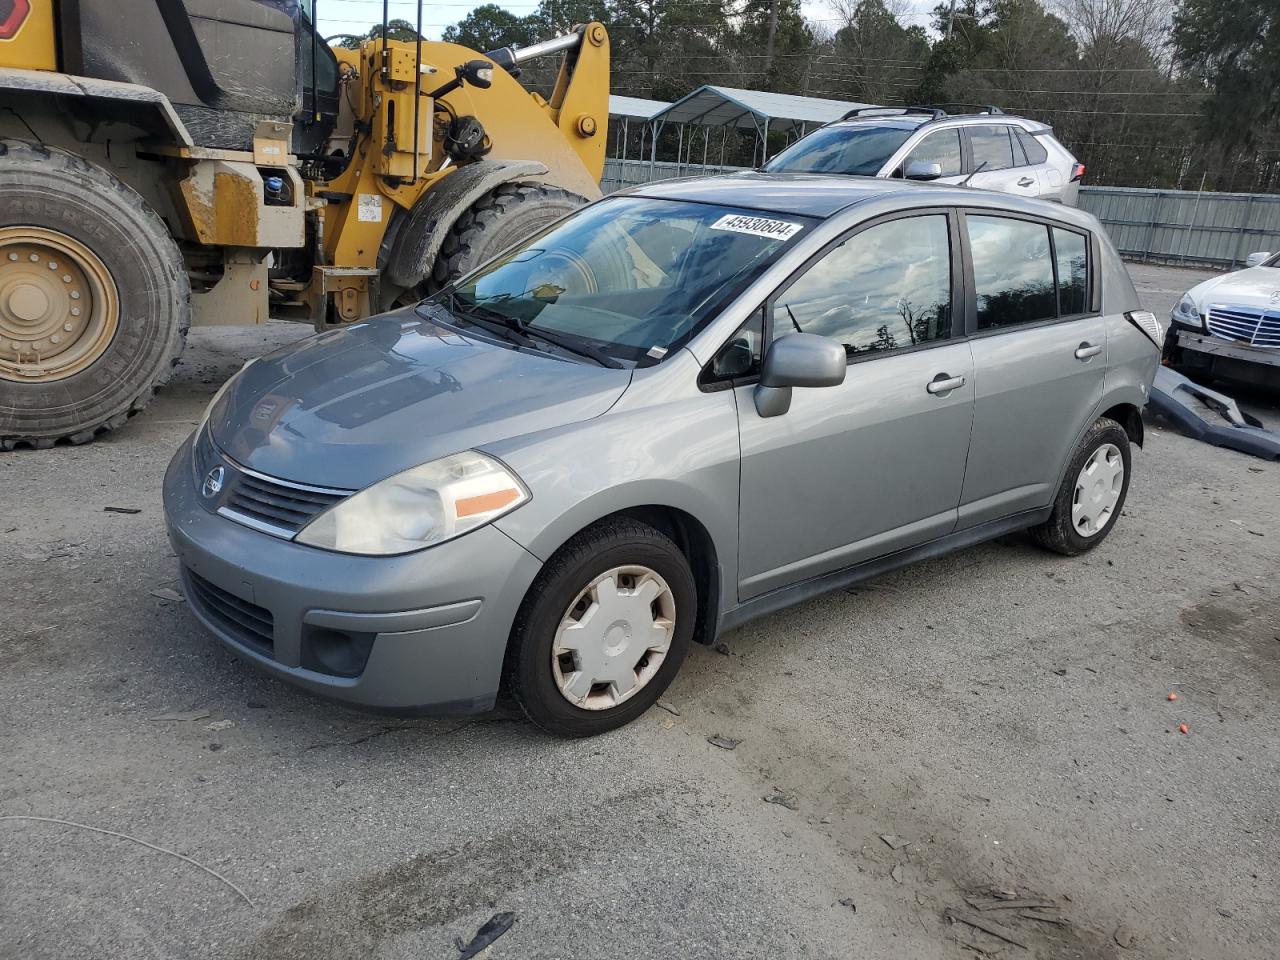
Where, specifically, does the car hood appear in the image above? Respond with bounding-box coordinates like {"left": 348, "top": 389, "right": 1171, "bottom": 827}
{"left": 208, "top": 307, "right": 632, "bottom": 490}
{"left": 1189, "top": 266, "right": 1280, "bottom": 311}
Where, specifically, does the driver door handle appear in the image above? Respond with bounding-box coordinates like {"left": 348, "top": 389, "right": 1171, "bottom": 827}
{"left": 1017, "top": 176, "right": 1035, "bottom": 187}
{"left": 1075, "top": 342, "right": 1103, "bottom": 360}
{"left": 926, "top": 374, "right": 966, "bottom": 395}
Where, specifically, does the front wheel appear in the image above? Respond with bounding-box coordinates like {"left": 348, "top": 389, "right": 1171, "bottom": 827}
{"left": 1031, "top": 416, "right": 1132, "bottom": 556}
{"left": 506, "top": 518, "right": 697, "bottom": 737}
{"left": 0, "top": 140, "right": 189, "bottom": 448}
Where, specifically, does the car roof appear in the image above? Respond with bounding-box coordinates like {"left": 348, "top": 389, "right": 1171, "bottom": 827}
{"left": 827, "top": 113, "right": 1050, "bottom": 133}
{"left": 624, "top": 171, "right": 900, "bottom": 218}
{"left": 830, "top": 115, "right": 931, "bottom": 130}
{"left": 621, "top": 171, "right": 1100, "bottom": 231}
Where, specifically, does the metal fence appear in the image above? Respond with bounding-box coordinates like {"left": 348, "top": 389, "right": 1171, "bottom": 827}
{"left": 1076, "top": 187, "right": 1280, "bottom": 269}
{"left": 600, "top": 158, "right": 745, "bottom": 194}
{"left": 600, "top": 159, "right": 1280, "bottom": 269}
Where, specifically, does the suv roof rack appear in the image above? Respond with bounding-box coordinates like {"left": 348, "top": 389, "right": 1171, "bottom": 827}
{"left": 977, "top": 105, "right": 1004, "bottom": 115}
{"left": 840, "top": 105, "right": 948, "bottom": 122}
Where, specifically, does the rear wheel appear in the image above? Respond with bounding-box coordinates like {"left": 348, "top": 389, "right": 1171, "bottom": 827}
{"left": 506, "top": 518, "right": 697, "bottom": 737}
{"left": 1031, "top": 417, "right": 1131, "bottom": 555}
{"left": 0, "top": 140, "right": 189, "bottom": 448}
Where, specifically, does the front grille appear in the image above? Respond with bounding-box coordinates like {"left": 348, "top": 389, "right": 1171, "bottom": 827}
{"left": 1206, "top": 306, "right": 1280, "bottom": 348}
{"left": 185, "top": 570, "right": 275, "bottom": 654}
{"left": 222, "top": 469, "right": 348, "bottom": 537}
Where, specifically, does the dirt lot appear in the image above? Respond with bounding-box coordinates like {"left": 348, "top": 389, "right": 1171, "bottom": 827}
{"left": 2, "top": 263, "right": 1277, "bottom": 959}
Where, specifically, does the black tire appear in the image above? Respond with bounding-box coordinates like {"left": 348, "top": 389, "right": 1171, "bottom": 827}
{"left": 506, "top": 518, "right": 698, "bottom": 738}
{"left": 1031, "top": 416, "right": 1132, "bottom": 556}
{"left": 0, "top": 140, "right": 189, "bottom": 449}
{"left": 426, "top": 182, "right": 585, "bottom": 294}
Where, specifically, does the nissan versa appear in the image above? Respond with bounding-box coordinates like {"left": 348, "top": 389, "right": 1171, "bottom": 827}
{"left": 164, "top": 173, "right": 1164, "bottom": 737}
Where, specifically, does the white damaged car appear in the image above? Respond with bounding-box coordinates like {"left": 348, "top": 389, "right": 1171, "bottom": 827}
{"left": 1165, "top": 251, "right": 1280, "bottom": 386}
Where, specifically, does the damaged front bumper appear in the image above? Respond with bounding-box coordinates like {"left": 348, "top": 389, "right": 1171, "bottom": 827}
{"left": 1147, "top": 366, "right": 1280, "bottom": 461}
{"left": 1172, "top": 329, "right": 1280, "bottom": 369}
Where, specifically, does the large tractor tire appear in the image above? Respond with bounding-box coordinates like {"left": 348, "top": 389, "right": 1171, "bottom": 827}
{"left": 425, "top": 181, "right": 585, "bottom": 294}
{"left": 0, "top": 140, "right": 189, "bottom": 449}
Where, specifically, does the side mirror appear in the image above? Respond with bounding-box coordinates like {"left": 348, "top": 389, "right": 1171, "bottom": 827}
{"left": 1245, "top": 251, "right": 1271, "bottom": 267}
{"left": 753, "top": 333, "right": 846, "bottom": 418}
{"left": 904, "top": 160, "right": 943, "bottom": 181}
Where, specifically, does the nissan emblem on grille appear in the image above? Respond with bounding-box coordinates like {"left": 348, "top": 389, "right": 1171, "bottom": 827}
{"left": 202, "top": 465, "right": 225, "bottom": 498}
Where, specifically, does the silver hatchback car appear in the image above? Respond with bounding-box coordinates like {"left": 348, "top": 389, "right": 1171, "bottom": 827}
{"left": 164, "top": 173, "right": 1162, "bottom": 737}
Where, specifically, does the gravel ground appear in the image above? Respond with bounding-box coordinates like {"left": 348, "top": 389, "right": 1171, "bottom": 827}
{"left": 1, "top": 263, "right": 1277, "bottom": 960}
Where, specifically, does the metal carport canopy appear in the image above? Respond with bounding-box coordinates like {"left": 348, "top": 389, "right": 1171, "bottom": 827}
{"left": 649, "top": 85, "right": 876, "bottom": 136}
{"left": 608, "top": 95, "right": 671, "bottom": 121}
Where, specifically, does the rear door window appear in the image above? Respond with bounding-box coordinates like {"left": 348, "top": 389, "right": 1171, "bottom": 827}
{"left": 968, "top": 125, "right": 1016, "bottom": 172}
{"left": 967, "top": 215, "right": 1056, "bottom": 329}
{"left": 967, "top": 215, "right": 1093, "bottom": 329}
{"left": 904, "top": 129, "right": 963, "bottom": 176}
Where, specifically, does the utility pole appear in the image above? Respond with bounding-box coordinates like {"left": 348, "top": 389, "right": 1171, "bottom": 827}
{"left": 946, "top": 0, "right": 957, "bottom": 39}
{"left": 765, "top": 0, "right": 779, "bottom": 75}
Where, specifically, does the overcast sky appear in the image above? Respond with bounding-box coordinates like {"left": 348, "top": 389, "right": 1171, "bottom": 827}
{"left": 316, "top": 0, "right": 942, "bottom": 43}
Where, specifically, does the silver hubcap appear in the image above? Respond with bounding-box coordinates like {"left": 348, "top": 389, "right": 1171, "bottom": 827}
{"left": 551, "top": 565, "right": 676, "bottom": 711}
{"left": 1072, "top": 442, "right": 1124, "bottom": 538}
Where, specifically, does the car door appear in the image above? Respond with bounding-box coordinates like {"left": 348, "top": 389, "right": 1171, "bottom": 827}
{"left": 1013, "top": 127, "right": 1059, "bottom": 201}
{"left": 957, "top": 214, "right": 1105, "bottom": 527}
{"left": 731, "top": 211, "right": 976, "bottom": 601}
{"left": 964, "top": 124, "right": 1041, "bottom": 197}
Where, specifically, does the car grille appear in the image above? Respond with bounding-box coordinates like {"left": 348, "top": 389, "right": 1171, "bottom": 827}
{"left": 221, "top": 469, "right": 348, "bottom": 537}
{"left": 184, "top": 570, "right": 275, "bottom": 654}
{"left": 1206, "top": 306, "right": 1280, "bottom": 348}
{"left": 194, "top": 426, "right": 351, "bottom": 539}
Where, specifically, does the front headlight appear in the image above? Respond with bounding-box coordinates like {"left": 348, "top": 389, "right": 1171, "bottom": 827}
{"left": 1170, "top": 292, "right": 1203, "bottom": 329}
{"left": 295, "top": 450, "right": 529, "bottom": 556}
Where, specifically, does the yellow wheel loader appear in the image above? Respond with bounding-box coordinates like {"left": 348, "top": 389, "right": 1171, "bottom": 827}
{"left": 0, "top": 0, "right": 609, "bottom": 448}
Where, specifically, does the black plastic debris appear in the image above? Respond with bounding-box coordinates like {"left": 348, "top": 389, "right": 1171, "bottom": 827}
{"left": 456, "top": 912, "right": 516, "bottom": 959}
{"left": 1148, "top": 367, "right": 1280, "bottom": 460}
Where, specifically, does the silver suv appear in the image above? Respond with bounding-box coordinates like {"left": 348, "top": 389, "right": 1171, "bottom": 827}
{"left": 165, "top": 173, "right": 1159, "bottom": 737}
{"left": 763, "top": 106, "right": 1085, "bottom": 205}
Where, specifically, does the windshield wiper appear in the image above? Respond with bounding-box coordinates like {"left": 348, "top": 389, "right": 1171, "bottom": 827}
{"left": 434, "top": 292, "right": 539, "bottom": 348}
{"left": 959, "top": 160, "right": 989, "bottom": 187}
{"left": 452, "top": 296, "right": 622, "bottom": 368}
{"left": 521, "top": 325, "right": 624, "bottom": 369}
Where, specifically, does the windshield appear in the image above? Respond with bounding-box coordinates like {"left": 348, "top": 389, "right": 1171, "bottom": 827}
{"left": 764, "top": 124, "right": 915, "bottom": 176}
{"left": 435, "top": 197, "right": 814, "bottom": 365}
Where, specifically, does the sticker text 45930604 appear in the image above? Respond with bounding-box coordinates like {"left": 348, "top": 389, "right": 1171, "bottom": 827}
{"left": 710, "top": 214, "right": 804, "bottom": 241}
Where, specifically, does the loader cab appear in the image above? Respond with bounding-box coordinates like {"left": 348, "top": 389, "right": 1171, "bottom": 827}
{"left": 57, "top": 0, "right": 338, "bottom": 152}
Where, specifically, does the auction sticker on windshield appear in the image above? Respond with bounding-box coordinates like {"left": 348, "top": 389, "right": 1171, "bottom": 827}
{"left": 710, "top": 214, "right": 804, "bottom": 240}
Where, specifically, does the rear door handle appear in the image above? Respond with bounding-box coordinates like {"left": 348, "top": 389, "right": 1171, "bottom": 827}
{"left": 927, "top": 374, "right": 966, "bottom": 395}
{"left": 1075, "top": 342, "right": 1103, "bottom": 360}
{"left": 1017, "top": 176, "right": 1035, "bottom": 187}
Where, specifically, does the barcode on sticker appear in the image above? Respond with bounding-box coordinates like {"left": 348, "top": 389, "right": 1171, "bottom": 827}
{"left": 710, "top": 214, "right": 803, "bottom": 240}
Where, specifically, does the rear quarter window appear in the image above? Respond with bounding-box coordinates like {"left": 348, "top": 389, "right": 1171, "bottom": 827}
{"left": 1017, "top": 130, "right": 1049, "bottom": 165}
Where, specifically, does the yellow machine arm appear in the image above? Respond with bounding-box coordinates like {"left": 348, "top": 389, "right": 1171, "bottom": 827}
{"left": 317, "top": 23, "right": 610, "bottom": 283}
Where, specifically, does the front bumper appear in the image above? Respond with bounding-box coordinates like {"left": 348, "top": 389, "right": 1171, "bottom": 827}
{"left": 162, "top": 434, "right": 543, "bottom": 714}
{"left": 1174, "top": 329, "right": 1280, "bottom": 369}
